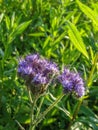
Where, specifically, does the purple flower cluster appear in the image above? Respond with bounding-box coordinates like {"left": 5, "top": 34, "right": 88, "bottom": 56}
{"left": 18, "top": 53, "right": 85, "bottom": 97}
{"left": 58, "top": 68, "right": 85, "bottom": 97}
{"left": 18, "top": 54, "right": 59, "bottom": 94}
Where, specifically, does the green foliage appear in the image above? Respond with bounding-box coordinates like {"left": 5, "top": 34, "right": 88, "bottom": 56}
{"left": 67, "top": 21, "right": 89, "bottom": 59}
{"left": 0, "top": 0, "right": 98, "bottom": 130}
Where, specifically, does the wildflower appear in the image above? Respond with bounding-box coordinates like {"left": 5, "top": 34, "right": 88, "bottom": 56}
{"left": 32, "top": 73, "right": 48, "bottom": 85}
{"left": 58, "top": 68, "right": 85, "bottom": 97}
{"left": 18, "top": 60, "right": 32, "bottom": 79}
{"left": 18, "top": 54, "right": 59, "bottom": 94}
{"left": 73, "top": 73, "right": 85, "bottom": 97}
{"left": 25, "top": 54, "right": 40, "bottom": 62}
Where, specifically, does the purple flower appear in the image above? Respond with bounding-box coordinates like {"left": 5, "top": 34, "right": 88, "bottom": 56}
{"left": 25, "top": 54, "right": 40, "bottom": 63}
{"left": 73, "top": 73, "right": 85, "bottom": 97}
{"left": 58, "top": 68, "right": 73, "bottom": 92}
{"left": 47, "top": 62, "right": 59, "bottom": 73}
{"left": 18, "top": 53, "right": 59, "bottom": 94}
{"left": 18, "top": 60, "right": 32, "bottom": 78}
{"left": 32, "top": 74, "right": 47, "bottom": 85}
{"left": 58, "top": 68, "right": 85, "bottom": 97}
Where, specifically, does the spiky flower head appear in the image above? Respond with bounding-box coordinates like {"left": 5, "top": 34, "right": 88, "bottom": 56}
{"left": 58, "top": 68, "right": 85, "bottom": 97}
{"left": 18, "top": 54, "right": 59, "bottom": 94}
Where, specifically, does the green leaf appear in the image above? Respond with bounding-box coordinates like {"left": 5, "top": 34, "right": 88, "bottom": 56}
{"left": 87, "top": 53, "right": 98, "bottom": 86}
{"left": 13, "top": 20, "right": 32, "bottom": 36}
{"left": 80, "top": 106, "right": 97, "bottom": 118}
{"left": 28, "top": 32, "right": 45, "bottom": 37}
{"left": 8, "top": 20, "right": 32, "bottom": 44}
{"left": 43, "top": 36, "right": 51, "bottom": 48}
{"left": 67, "top": 21, "right": 89, "bottom": 59}
{"left": 54, "top": 30, "right": 67, "bottom": 45}
{"left": 0, "top": 13, "right": 4, "bottom": 23}
{"left": 76, "top": 0, "right": 98, "bottom": 26}
{"left": 11, "top": 12, "right": 15, "bottom": 28}
{"left": 5, "top": 16, "right": 10, "bottom": 30}
{"left": 78, "top": 116, "right": 98, "bottom": 130}
{"left": 0, "top": 48, "right": 4, "bottom": 57}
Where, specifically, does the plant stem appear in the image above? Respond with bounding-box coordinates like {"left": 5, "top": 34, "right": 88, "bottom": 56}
{"left": 36, "top": 96, "right": 44, "bottom": 118}
{"left": 28, "top": 89, "right": 33, "bottom": 104}
{"left": 15, "top": 120, "right": 25, "bottom": 130}
{"left": 29, "top": 92, "right": 45, "bottom": 130}
{"left": 29, "top": 101, "right": 36, "bottom": 130}
{"left": 33, "top": 94, "right": 65, "bottom": 127}
{"left": 87, "top": 53, "right": 98, "bottom": 87}
{"left": 29, "top": 93, "right": 39, "bottom": 130}
{"left": 67, "top": 97, "right": 83, "bottom": 130}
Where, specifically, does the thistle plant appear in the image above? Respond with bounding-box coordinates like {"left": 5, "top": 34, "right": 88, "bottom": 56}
{"left": 17, "top": 54, "right": 85, "bottom": 130}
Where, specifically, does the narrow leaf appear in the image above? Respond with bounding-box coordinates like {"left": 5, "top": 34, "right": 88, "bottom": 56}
{"left": 43, "top": 36, "right": 51, "bottom": 48}
{"left": 54, "top": 30, "right": 67, "bottom": 45}
{"left": 11, "top": 12, "right": 15, "bottom": 28}
{"left": 8, "top": 20, "right": 32, "bottom": 44}
{"left": 28, "top": 32, "right": 45, "bottom": 37}
{"left": 5, "top": 16, "right": 10, "bottom": 30}
{"left": 77, "top": 0, "right": 98, "bottom": 26}
{"left": 67, "top": 21, "right": 89, "bottom": 59}
{"left": 13, "top": 20, "right": 32, "bottom": 36}
{"left": 0, "top": 48, "right": 4, "bottom": 57}
{"left": 0, "top": 13, "right": 4, "bottom": 23}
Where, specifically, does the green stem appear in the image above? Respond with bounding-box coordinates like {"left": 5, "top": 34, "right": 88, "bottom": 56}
{"left": 1, "top": 43, "right": 10, "bottom": 88}
{"left": 36, "top": 96, "right": 44, "bottom": 118}
{"left": 29, "top": 92, "right": 45, "bottom": 130}
{"left": 67, "top": 97, "right": 83, "bottom": 130}
{"left": 72, "top": 98, "right": 83, "bottom": 121}
{"left": 33, "top": 94, "right": 65, "bottom": 127}
{"left": 87, "top": 53, "right": 98, "bottom": 87}
{"left": 28, "top": 89, "right": 33, "bottom": 104}
{"left": 29, "top": 100, "right": 36, "bottom": 130}
{"left": 15, "top": 120, "right": 25, "bottom": 130}
{"left": 29, "top": 94, "right": 39, "bottom": 130}
{"left": 1, "top": 60, "right": 4, "bottom": 88}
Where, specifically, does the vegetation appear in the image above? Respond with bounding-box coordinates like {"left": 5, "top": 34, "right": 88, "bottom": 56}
{"left": 0, "top": 0, "right": 98, "bottom": 130}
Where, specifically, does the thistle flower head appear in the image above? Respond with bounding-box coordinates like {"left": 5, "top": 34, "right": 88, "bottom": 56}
{"left": 58, "top": 68, "right": 85, "bottom": 97}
